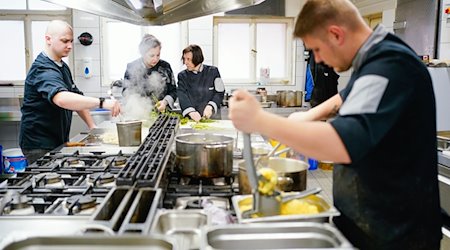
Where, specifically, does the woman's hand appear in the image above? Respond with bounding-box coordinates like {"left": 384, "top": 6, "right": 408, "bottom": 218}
{"left": 203, "top": 105, "right": 213, "bottom": 119}
{"left": 156, "top": 100, "right": 167, "bottom": 112}
{"left": 189, "top": 111, "right": 202, "bottom": 122}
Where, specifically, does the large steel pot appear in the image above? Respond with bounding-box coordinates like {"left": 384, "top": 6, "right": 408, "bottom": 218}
{"left": 276, "top": 91, "right": 303, "bottom": 107}
{"left": 175, "top": 133, "right": 234, "bottom": 178}
{"left": 238, "top": 157, "right": 308, "bottom": 194}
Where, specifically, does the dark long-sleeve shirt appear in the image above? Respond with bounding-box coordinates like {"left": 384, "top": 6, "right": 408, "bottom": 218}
{"left": 177, "top": 64, "right": 225, "bottom": 118}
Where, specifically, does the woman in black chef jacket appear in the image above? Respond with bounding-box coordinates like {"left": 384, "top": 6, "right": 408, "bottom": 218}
{"left": 123, "top": 34, "right": 177, "bottom": 112}
{"left": 177, "top": 44, "right": 225, "bottom": 122}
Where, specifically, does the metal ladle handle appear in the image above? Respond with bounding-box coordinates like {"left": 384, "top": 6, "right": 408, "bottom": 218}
{"left": 281, "top": 187, "right": 322, "bottom": 203}
{"left": 243, "top": 133, "right": 259, "bottom": 191}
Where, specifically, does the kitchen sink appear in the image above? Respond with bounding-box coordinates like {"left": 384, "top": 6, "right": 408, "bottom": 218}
{"left": 150, "top": 209, "right": 209, "bottom": 250}
{"left": 202, "top": 222, "right": 354, "bottom": 249}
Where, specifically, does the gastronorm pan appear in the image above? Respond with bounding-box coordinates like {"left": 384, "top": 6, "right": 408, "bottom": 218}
{"left": 3, "top": 235, "right": 177, "bottom": 250}
{"left": 232, "top": 193, "right": 340, "bottom": 224}
{"left": 201, "top": 222, "right": 354, "bottom": 249}
{"left": 150, "top": 209, "right": 210, "bottom": 250}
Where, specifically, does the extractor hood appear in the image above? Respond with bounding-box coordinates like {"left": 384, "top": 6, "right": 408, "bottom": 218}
{"left": 43, "top": 0, "right": 266, "bottom": 25}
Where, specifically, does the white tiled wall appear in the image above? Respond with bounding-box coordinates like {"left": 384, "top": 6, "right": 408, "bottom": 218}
{"left": 72, "top": 11, "right": 103, "bottom": 98}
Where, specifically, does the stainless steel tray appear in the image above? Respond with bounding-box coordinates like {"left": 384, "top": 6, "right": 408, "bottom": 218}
{"left": 3, "top": 235, "right": 176, "bottom": 250}
{"left": 201, "top": 222, "right": 354, "bottom": 249}
{"left": 232, "top": 193, "right": 340, "bottom": 224}
{"left": 150, "top": 209, "right": 210, "bottom": 250}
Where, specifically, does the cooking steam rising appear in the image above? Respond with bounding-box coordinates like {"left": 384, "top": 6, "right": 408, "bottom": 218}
{"left": 121, "top": 70, "right": 166, "bottom": 121}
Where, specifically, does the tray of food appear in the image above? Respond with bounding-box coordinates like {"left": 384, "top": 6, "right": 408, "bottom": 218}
{"left": 231, "top": 193, "right": 340, "bottom": 224}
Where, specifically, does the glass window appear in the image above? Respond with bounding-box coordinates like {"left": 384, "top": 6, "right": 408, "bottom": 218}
{"left": 0, "top": 0, "right": 26, "bottom": 10}
{"left": 102, "top": 19, "right": 182, "bottom": 85}
{"left": 31, "top": 21, "right": 50, "bottom": 61}
{"left": 256, "top": 23, "right": 286, "bottom": 79}
{"left": 103, "top": 21, "right": 142, "bottom": 82}
{"left": 0, "top": 1, "right": 70, "bottom": 84}
{"left": 217, "top": 23, "right": 251, "bottom": 80}
{"left": 214, "top": 17, "right": 294, "bottom": 85}
{"left": 0, "top": 21, "right": 26, "bottom": 81}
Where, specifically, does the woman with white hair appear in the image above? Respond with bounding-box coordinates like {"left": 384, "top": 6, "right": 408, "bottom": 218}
{"left": 123, "top": 34, "right": 177, "bottom": 112}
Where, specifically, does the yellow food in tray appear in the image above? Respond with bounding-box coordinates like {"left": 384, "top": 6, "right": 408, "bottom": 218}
{"left": 280, "top": 199, "right": 319, "bottom": 215}
{"left": 238, "top": 195, "right": 321, "bottom": 217}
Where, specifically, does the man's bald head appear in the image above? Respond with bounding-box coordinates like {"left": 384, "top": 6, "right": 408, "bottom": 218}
{"left": 44, "top": 20, "right": 74, "bottom": 61}
{"left": 46, "top": 20, "right": 72, "bottom": 37}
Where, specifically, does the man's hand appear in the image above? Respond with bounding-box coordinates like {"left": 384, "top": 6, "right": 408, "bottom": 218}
{"left": 228, "top": 89, "right": 263, "bottom": 133}
{"left": 203, "top": 105, "right": 213, "bottom": 119}
{"left": 103, "top": 99, "right": 121, "bottom": 117}
{"left": 189, "top": 111, "right": 202, "bottom": 122}
{"left": 156, "top": 100, "right": 167, "bottom": 112}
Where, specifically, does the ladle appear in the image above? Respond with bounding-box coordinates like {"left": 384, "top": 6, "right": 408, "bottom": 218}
{"left": 241, "top": 134, "right": 321, "bottom": 218}
{"left": 241, "top": 133, "right": 261, "bottom": 218}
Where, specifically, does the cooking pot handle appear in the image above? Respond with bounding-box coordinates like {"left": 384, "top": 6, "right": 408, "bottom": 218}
{"left": 277, "top": 176, "right": 294, "bottom": 191}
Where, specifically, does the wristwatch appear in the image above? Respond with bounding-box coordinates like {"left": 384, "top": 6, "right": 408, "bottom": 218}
{"left": 99, "top": 97, "right": 105, "bottom": 109}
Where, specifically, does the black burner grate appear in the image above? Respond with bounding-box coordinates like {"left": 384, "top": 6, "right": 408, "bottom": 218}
{"left": 117, "top": 114, "right": 178, "bottom": 187}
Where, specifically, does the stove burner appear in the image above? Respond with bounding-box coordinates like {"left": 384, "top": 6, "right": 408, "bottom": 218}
{"left": 89, "top": 172, "right": 115, "bottom": 184}
{"left": 66, "top": 195, "right": 97, "bottom": 211}
{"left": 64, "top": 157, "right": 86, "bottom": 168}
{"left": 10, "top": 195, "right": 31, "bottom": 210}
{"left": 2, "top": 192, "right": 36, "bottom": 215}
{"left": 104, "top": 156, "right": 127, "bottom": 167}
{"left": 43, "top": 173, "right": 62, "bottom": 185}
{"left": 34, "top": 172, "right": 64, "bottom": 188}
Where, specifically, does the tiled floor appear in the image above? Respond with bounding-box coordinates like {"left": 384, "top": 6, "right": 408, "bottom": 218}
{"left": 306, "top": 167, "right": 333, "bottom": 205}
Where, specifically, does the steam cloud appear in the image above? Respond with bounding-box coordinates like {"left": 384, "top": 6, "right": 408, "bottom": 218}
{"left": 121, "top": 71, "right": 166, "bottom": 121}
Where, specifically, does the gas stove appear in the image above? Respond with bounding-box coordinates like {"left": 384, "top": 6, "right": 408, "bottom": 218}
{"left": 0, "top": 114, "right": 179, "bottom": 218}
{"left": 0, "top": 149, "right": 131, "bottom": 216}
{"left": 161, "top": 153, "right": 239, "bottom": 210}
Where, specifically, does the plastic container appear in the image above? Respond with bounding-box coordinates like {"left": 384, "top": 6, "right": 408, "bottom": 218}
{"left": 116, "top": 120, "right": 142, "bottom": 146}
{"left": 319, "top": 161, "right": 334, "bottom": 171}
{"left": 308, "top": 158, "right": 318, "bottom": 170}
{"left": 3, "top": 148, "right": 28, "bottom": 174}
